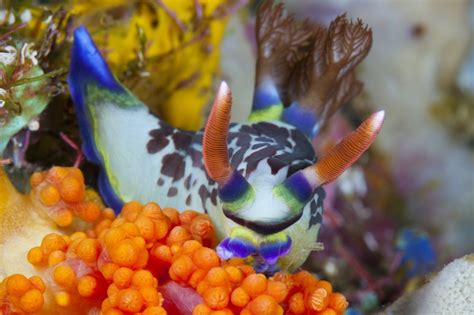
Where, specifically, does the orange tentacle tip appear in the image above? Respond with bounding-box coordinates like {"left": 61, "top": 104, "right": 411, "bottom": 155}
{"left": 303, "top": 110, "right": 385, "bottom": 188}
{"left": 54, "top": 291, "right": 71, "bottom": 307}
{"left": 203, "top": 81, "right": 234, "bottom": 185}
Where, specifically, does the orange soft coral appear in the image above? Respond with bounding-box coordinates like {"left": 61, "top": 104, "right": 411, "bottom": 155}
{"left": 1, "top": 167, "right": 348, "bottom": 315}
{"left": 0, "top": 166, "right": 105, "bottom": 280}
{"left": 171, "top": 243, "right": 348, "bottom": 315}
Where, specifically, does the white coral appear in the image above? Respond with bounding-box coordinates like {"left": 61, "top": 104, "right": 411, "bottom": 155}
{"left": 0, "top": 45, "right": 17, "bottom": 65}
{"left": 384, "top": 254, "right": 474, "bottom": 315}
{"left": 20, "top": 43, "right": 38, "bottom": 66}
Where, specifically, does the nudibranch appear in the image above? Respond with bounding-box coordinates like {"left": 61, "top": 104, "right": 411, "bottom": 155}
{"left": 68, "top": 1, "right": 383, "bottom": 272}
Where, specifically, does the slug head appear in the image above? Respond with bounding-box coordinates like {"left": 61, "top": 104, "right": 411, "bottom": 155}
{"left": 203, "top": 82, "right": 385, "bottom": 236}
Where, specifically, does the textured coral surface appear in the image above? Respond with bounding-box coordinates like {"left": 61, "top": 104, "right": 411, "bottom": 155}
{"left": 0, "top": 167, "right": 348, "bottom": 315}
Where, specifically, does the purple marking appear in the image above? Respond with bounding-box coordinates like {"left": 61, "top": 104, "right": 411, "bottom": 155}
{"left": 216, "top": 237, "right": 257, "bottom": 260}
{"left": 283, "top": 171, "right": 313, "bottom": 204}
{"left": 282, "top": 101, "right": 318, "bottom": 138}
{"left": 259, "top": 236, "right": 292, "bottom": 265}
{"left": 216, "top": 238, "right": 234, "bottom": 260}
{"left": 227, "top": 237, "right": 257, "bottom": 258}
{"left": 218, "top": 170, "right": 252, "bottom": 203}
{"left": 252, "top": 86, "right": 281, "bottom": 110}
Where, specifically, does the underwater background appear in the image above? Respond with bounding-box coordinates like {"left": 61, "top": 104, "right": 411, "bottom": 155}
{"left": 0, "top": 0, "right": 473, "bottom": 314}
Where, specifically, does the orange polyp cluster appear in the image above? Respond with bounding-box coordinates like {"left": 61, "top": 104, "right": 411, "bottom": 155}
{"left": 174, "top": 252, "right": 348, "bottom": 315}
{"left": 31, "top": 167, "right": 102, "bottom": 226}
{"left": 102, "top": 268, "right": 165, "bottom": 314}
{"left": 0, "top": 274, "right": 45, "bottom": 313}
{"left": 188, "top": 258, "right": 287, "bottom": 315}
{"left": 1, "top": 167, "right": 348, "bottom": 315}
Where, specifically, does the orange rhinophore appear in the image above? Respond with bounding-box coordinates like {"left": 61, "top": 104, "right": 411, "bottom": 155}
{"left": 202, "top": 81, "right": 234, "bottom": 185}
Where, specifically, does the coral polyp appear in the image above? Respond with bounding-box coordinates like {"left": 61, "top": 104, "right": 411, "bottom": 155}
{"left": 0, "top": 167, "right": 348, "bottom": 315}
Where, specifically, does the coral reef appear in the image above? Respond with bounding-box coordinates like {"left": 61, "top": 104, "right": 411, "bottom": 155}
{"left": 1, "top": 167, "right": 348, "bottom": 315}
{"left": 2, "top": 0, "right": 471, "bottom": 313}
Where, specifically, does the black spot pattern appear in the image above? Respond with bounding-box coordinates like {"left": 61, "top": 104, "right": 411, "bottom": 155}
{"left": 308, "top": 187, "right": 325, "bottom": 229}
{"left": 245, "top": 146, "right": 277, "bottom": 174}
{"left": 167, "top": 187, "right": 178, "bottom": 197}
{"left": 147, "top": 135, "right": 169, "bottom": 153}
{"left": 161, "top": 153, "right": 185, "bottom": 182}
{"left": 172, "top": 132, "right": 193, "bottom": 151}
{"left": 184, "top": 175, "right": 192, "bottom": 190}
{"left": 228, "top": 122, "right": 315, "bottom": 177}
{"left": 198, "top": 185, "right": 211, "bottom": 210}
{"left": 147, "top": 119, "right": 319, "bottom": 216}
{"left": 210, "top": 189, "right": 218, "bottom": 205}
{"left": 147, "top": 124, "right": 174, "bottom": 154}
